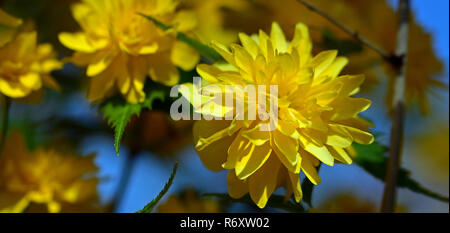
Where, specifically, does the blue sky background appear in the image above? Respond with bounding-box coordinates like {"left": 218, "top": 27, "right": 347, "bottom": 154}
{"left": 39, "top": 0, "right": 449, "bottom": 213}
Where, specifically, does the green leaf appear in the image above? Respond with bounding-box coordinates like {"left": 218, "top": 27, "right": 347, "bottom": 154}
{"left": 137, "top": 162, "right": 178, "bottom": 213}
{"left": 353, "top": 141, "right": 449, "bottom": 203}
{"left": 138, "top": 13, "right": 223, "bottom": 62}
{"left": 99, "top": 89, "right": 165, "bottom": 155}
{"left": 203, "top": 193, "right": 306, "bottom": 213}
{"left": 321, "top": 29, "right": 363, "bottom": 55}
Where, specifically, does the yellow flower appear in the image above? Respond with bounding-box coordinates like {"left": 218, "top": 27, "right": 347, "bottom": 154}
{"left": 411, "top": 124, "right": 449, "bottom": 187}
{"left": 0, "top": 28, "right": 62, "bottom": 98}
{"left": 157, "top": 189, "right": 221, "bottom": 213}
{"left": 0, "top": 9, "right": 22, "bottom": 47}
{"left": 59, "top": 0, "right": 200, "bottom": 103}
{"left": 185, "top": 22, "right": 374, "bottom": 208}
{"left": 0, "top": 131, "right": 100, "bottom": 213}
{"left": 232, "top": 0, "right": 445, "bottom": 114}
{"left": 180, "top": 0, "right": 249, "bottom": 45}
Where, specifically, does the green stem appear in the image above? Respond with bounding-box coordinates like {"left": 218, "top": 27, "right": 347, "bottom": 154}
{"left": 0, "top": 97, "right": 11, "bottom": 155}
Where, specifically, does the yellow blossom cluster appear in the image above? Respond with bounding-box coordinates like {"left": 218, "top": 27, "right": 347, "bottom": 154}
{"left": 0, "top": 9, "right": 61, "bottom": 99}
{"left": 183, "top": 22, "right": 373, "bottom": 208}
{"left": 59, "top": 0, "right": 200, "bottom": 103}
{"left": 0, "top": 131, "right": 100, "bottom": 213}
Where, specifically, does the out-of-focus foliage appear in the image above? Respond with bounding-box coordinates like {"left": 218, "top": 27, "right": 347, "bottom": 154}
{"left": 158, "top": 189, "right": 222, "bottom": 213}
{"left": 0, "top": 131, "right": 101, "bottom": 213}
{"left": 353, "top": 141, "right": 449, "bottom": 202}
{"left": 137, "top": 162, "right": 178, "bottom": 213}
{"left": 100, "top": 88, "right": 165, "bottom": 155}
{"left": 204, "top": 193, "right": 306, "bottom": 213}
{"left": 126, "top": 110, "right": 193, "bottom": 156}
{"left": 310, "top": 193, "right": 407, "bottom": 213}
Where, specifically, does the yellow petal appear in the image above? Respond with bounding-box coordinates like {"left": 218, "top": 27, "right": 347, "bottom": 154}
{"left": 328, "top": 146, "right": 353, "bottom": 164}
{"left": 59, "top": 32, "right": 107, "bottom": 53}
{"left": 331, "top": 97, "right": 371, "bottom": 121}
{"left": 0, "top": 78, "right": 29, "bottom": 98}
{"left": 248, "top": 155, "right": 280, "bottom": 208}
{"left": 270, "top": 22, "right": 287, "bottom": 53}
{"left": 86, "top": 54, "right": 115, "bottom": 77}
{"left": 138, "top": 42, "right": 159, "bottom": 55}
{"left": 227, "top": 170, "right": 248, "bottom": 199}
{"left": 149, "top": 55, "right": 179, "bottom": 86}
{"left": 288, "top": 172, "right": 302, "bottom": 203}
{"left": 321, "top": 57, "right": 348, "bottom": 79}
{"left": 193, "top": 120, "right": 234, "bottom": 171}
{"left": 300, "top": 137, "right": 334, "bottom": 166}
{"left": 301, "top": 154, "right": 321, "bottom": 185}
{"left": 171, "top": 41, "right": 200, "bottom": 71}
{"left": 241, "top": 125, "right": 270, "bottom": 146}
{"left": 310, "top": 50, "right": 338, "bottom": 78}
{"left": 223, "top": 134, "right": 247, "bottom": 170}
{"left": 211, "top": 40, "right": 236, "bottom": 67}
{"left": 196, "top": 64, "right": 220, "bottom": 83}
{"left": 235, "top": 142, "right": 272, "bottom": 180}
{"left": 19, "top": 72, "right": 41, "bottom": 90}
{"left": 238, "top": 33, "right": 259, "bottom": 59}
{"left": 342, "top": 125, "right": 374, "bottom": 145}
{"left": 0, "top": 193, "right": 29, "bottom": 213}
{"left": 326, "top": 123, "right": 353, "bottom": 147}
{"left": 172, "top": 10, "right": 197, "bottom": 32}
{"left": 232, "top": 44, "right": 254, "bottom": 75}
{"left": 272, "top": 130, "right": 299, "bottom": 165}
{"left": 0, "top": 9, "right": 22, "bottom": 27}
{"left": 87, "top": 71, "right": 115, "bottom": 102}
{"left": 277, "top": 119, "right": 300, "bottom": 139}
{"left": 339, "top": 74, "right": 365, "bottom": 96}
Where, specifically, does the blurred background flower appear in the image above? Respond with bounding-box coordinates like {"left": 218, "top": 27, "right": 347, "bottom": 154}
{"left": 157, "top": 189, "right": 222, "bottom": 213}
{"left": 0, "top": 131, "right": 101, "bottom": 213}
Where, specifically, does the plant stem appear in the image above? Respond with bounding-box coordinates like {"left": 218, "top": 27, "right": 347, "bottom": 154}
{"left": 0, "top": 97, "right": 11, "bottom": 155}
{"left": 381, "top": 0, "right": 410, "bottom": 213}
{"left": 297, "top": 0, "right": 390, "bottom": 60}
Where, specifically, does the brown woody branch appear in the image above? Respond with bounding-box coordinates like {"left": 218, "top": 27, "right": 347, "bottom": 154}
{"left": 297, "top": 0, "right": 391, "bottom": 60}
{"left": 297, "top": 0, "right": 411, "bottom": 213}
{"left": 381, "top": 0, "right": 410, "bottom": 213}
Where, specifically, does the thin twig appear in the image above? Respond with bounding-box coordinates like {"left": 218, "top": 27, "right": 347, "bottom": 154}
{"left": 381, "top": 0, "right": 410, "bottom": 213}
{"left": 297, "top": 0, "right": 391, "bottom": 60}
{"left": 0, "top": 97, "right": 11, "bottom": 155}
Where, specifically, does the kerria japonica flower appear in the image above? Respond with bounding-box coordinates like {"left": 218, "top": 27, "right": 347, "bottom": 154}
{"left": 59, "top": 0, "right": 200, "bottom": 103}
{"left": 0, "top": 23, "right": 62, "bottom": 98}
{"left": 0, "top": 132, "right": 100, "bottom": 213}
{"left": 0, "top": 9, "right": 22, "bottom": 47}
{"left": 180, "top": 22, "right": 374, "bottom": 208}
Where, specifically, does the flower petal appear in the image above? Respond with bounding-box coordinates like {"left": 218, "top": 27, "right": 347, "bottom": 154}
{"left": 248, "top": 155, "right": 281, "bottom": 208}
{"left": 193, "top": 120, "right": 235, "bottom": 171}
{"left": 59, "top": 32, "right": 107, "bottom": 53}
{"left": 171, "top": 41, "right": 200, "bottom": 71}
{"left": 227, "top": 171, "right": 248, "bottom": 199}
